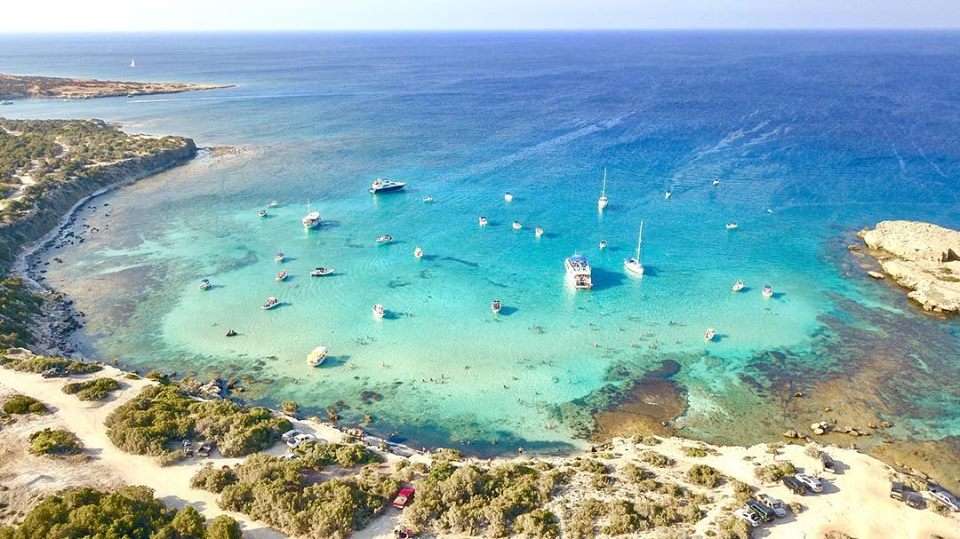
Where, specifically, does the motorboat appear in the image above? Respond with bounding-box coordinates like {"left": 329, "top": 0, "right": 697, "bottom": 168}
{"left": 199, "top": 279, "right": 212, "bottom": 291}
{"left": 262, "top": 296, "right": 280, "bottom": 310}
{"left": 478, "top": 216, "right": 488, "bottom": 227}
{"left": 276, "top": 271, "right": 288, "bottom": 281}
{"left": 310, "top": 267, "right": 334, "bottom": 277}
{"left": 712, "top": 178, "right": 721, "bottom": 187}
{"left": 664, "top": 190, "right": 672, "bottom": 200}
{"left": 302, "top": 211, "right": 322, "bottom": 229}
{"left": 274, "top": 252, "right": 285, "bottom": 263}
{"left": 599, "top": 240, "right": 607, "bottom": 250}
{"left": 564, "top": 254, "right": 593, "bottom": 289}
{"left": 372, "top": 304, "right": 385, "bottom": 319}
{"left": 535, "top": 226, "right": 544, "bottom": 238}
{"left": 422, "top": 195, "right": 434, "bottom": 203}
{"left": 129, "top": 58, "right": 136, "bottom": 68}
{"left": 597, "top": 168, "right": 609, "bottom": 210}
{"left": 0, "top": 101, "right": 13, "bottom": 106}
{"left": 704, "top": 328, "right": 717, "bottom": 342}
{"left": 307, "top": 346, "right": 328, "bottom": 367}
{"left": 762, "top": 285, "right": 774, "bottom": 299}
{"left": 268, "top": 200, "right": 279, "bottom": 208}
{"left": 257, "top": 209, "right": 268, "bottom": 218}
{"left": 414, "top": 247, "right": 424, "bottom": 259}
{"left": 504, "top": 192, "right": 514, "bottom": 202}
{"left": 369, "top": 178, "right": 406, "bottom": 194}
{"left": 512, "top": 221, "right": 522, "bottom": 231}
{"left": 731, "top": 280, "right": 745, "bottom": 293}
{"left": 725, "top": 222, "right": 739, "bottom": 230}
{"left": 376, "top": 234, "right": 393, "bottom": 244}
{"left": 624, "top": 221, "right": 645, "bottom": 277}
{"left": 491, "top": 299, "right": 502, "bottom": 314}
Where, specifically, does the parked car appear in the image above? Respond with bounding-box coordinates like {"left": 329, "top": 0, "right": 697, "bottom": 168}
{"left": 745, "top": 500, "right": 775, "bottom": 522}
{"left": 392, "top": 486, "right": 415, "bottom": 509}
{"left": 782, "top": 476, "right": 807, "bottom": 495}
{"left": 281, "top": 429, "right": 302, "bottom": 443}
{"left": 755, "top": 494, "right": 787, "bottom": 518}
{"left": 794, "top": 473, "right": 824, "bottom": 493}
{"left": 930, "top": 490, "right": 959, "bottom": 512}
{"left": 41, "top": 367, "right": 67, "bottom": 378}
{"left": 819, "top": 452, "right": 837, "bottom": 473}
{"left": 904, "top": 492, "right": 926, "bottom": 509}
{"left": 734, "top": 508, "right": 762, "bottom": 527}
{"left": 890, "top": 481, "right": 907, "bottom": 501}
{"left": 293, "top": 433, "right": 317, "bottom": 447}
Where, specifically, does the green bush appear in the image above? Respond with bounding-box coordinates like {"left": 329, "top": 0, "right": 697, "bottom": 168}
{"left": 753, "top": 461, "right": 796, "bottom": 483}
{"left": 513, "top": 508, "right": 560, "bottom": 538}
{"left": 28, "top": 428, "right": 82, "bottom": 456}
{"left": 191, "top": 464, "right": 239, "bottom": 493}
{"left": 296, "top": 441, "right": 382, "bottom": 468}
{"left": 687, "top": 464, "right": 724, "bottom": 488}
{"left": 0, "top": 354, "right": 101, "bottom": 375}
{"left": 640, "top": 451, "right": 674, "bottom": 467}
{"left": 2, "top": 394, "right": 47, "bottom": 415}
{"left": 62, "top": 377, "right": 121, "bottom": 401}
{"left": 0, "top": 485, "right": 240, "bottom": 538}
{"left": 682, "top": 445, "right": 718, "bottom": 457}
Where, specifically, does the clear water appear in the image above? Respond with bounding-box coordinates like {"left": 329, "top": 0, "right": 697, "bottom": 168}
{"left": 3, "top": 31, "right": 959, "bottom": 454}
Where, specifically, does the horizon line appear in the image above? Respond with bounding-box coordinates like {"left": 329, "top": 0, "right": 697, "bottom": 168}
{"left": 2, "top": 27, "right": 960, "bottom": 35}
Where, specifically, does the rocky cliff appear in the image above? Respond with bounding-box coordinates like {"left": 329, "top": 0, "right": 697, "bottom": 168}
{"left": 859, "top": 220, "right": 960, "bottom": 314}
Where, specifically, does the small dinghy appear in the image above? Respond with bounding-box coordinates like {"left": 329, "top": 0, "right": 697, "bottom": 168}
{"left": 372, "top": 304, "right": 385, "bottom": 319}
{"left": 535, "top": 226, "right": 544, "bottom": 238}
{"left": 414, "top": 247, "right": 424, "bottom": 259}
{"left": 712, "top": 178, "right": 721, "bottom": 187}
{"left": 478, "top": 216, "right": 488, "bottom": 227}
{"left": 512, "top": 220, "right": 522, "bottom": 231}
{"left": 762, "top": 285, "right": 774, "bottom": 299}
{"left": 704, "top": 328, "right": 717, "bottom": 342}
{"left": 599, "top": 240, "right": 608, "bottom": 250}
{"left": 725, "top": 222, "right": 739, "bottom": 230}
{"left": 268, "top": 200, "right": 279, "bottom": 208}
{"left": 504, "top": 192, "right": 514, "bottom": 202}
{"left": 307, "top": 346, "right": 328, "bottom": 367}
{"left": 731, "top": 280, "right": 745, "bottom": 293}
{"left": 225, "top": 329, "right": 238, "bottom": 337}
{"left": 664, "top": 190, "right": 672, "bottom": 200}
{"left": 276, "top": 271, "right": 288, "bottom": 281}
{"left": 199, "top": 279, "right": 212, "bottom": 291}
{"left": 422, "top": 195, "right": 434, "bottom": 203}
{"left": 257, "top": 209, "right": 268, "bottom": 218}
{"left": 310, "top": 267, "right": 334, "bottom": 277}
{"left": 274, "top": 252, "right": 285, "bottom": 263}
{"left": 491, "top": 299, "right": 502, "bottom": 314}
{"left": 262, "top": 296, "right": 280, "bottom": 310}
{"left": 376, "top": 234, "right": 393, "bottom": 244}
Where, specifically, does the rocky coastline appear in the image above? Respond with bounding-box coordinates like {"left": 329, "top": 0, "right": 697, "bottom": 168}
{"left": 0, "top": 73, "right": 232, "bottom": 100}
{"left": 858, "top": 220, "right": 960, "bottom": 314}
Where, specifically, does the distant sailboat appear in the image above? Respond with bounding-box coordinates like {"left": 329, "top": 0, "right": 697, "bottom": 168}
{"left": 129, "top": 58, "right": 136, "bottom": 68}
{"left": 597, "top": 168, "right": 609, "bottom": 211}
{"left": 624, "top": 221, "right": 645, "bottom": 277}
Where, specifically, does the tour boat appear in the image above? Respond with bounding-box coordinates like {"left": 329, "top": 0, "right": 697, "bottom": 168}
{"left": 725, "top": 222, "right": 739, "bottom": 230}
{"left": 478, "top": 216, "right": 488, "bottom": 227}
{"left": 302, "top": 211, "right": 322, "bottom": 229}
{"left": 199, "top": 279, "right": 212, "bottom": 291}
{"left": 512, "top": 221, "right": 522, "bottom": 231}
{"left": 535, "top": 226, "right": 544, "bottom": 238}
{"left": 276, "top": 271, "right": 288, "bottom": 282}
{"left": 623, "top": 221, "right": 645, "bottom": 277}
{"left": 307, "top": 346, "right": 328, "bottom": 367}
{"left": 414, "top": 247, "right": 424, "bottom": 259}
{"left": 597, "top": 168, "right": 609, "bottom": 211}
{"left": 257, "top": 209, "right": 268, "bottom": 218}
{"left": 376, "top": 234, "right": 393, "bottom": 244}
{"left": 369, "top": 178, "right": 406, "bottom": 194}
{"left": 762, "top": 285, "right": 774, "bottom": 299}
{"left": 422, "top": 195, "right": 434, "bottom": 203}
{"left": 262, "top": 296, "right": 280, "bottom": 310}
{"left": 664, "top": 190, "right": 672, "bottom": 200}
{"left": 704, "top": 328, "right": 717, "bottom": 342}
{"left": 504, "top": 192, "right": 514, "bottom": 202}
{"left": 274, "top": 252, "right": 285, "bottom": 263}
{"left": 372, "top": 304, "right": 385, "bottom": 319}
{"left": 564, "top": 254, "right": 593, "bottom": 289}
{"left": 491, "top": 299, "right": 502, "bottom": 314}
{"left": 731, "top": 280, "right": 745, "bottom": 293}
{"left": 713, "top": 178, "right": 721, "bottom": 187}
{"left": 599, "top": 240, "right": 608, "bottom": 250}
{"left": 310, "top": 267, "right": 334, "bottom": 277}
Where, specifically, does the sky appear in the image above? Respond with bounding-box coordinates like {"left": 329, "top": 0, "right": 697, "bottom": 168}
{"left": 2, "top": 0, "right": 960, "bottom": 33}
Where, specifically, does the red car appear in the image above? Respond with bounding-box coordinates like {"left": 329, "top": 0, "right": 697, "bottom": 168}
{"left": 392, "top": 486, "right": 415, "bottom": 509}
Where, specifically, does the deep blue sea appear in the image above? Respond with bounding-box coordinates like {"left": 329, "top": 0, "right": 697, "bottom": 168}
{"left": 2, "top": 31, "right": 959, "bottom": 454}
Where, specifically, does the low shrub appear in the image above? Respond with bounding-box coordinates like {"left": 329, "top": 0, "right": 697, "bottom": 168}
{"left": 716, "top": 515, "right": 752, "bottom": 539}
{"left": 0, "top": 354, "right": 101, "bottom": 375}
{"left": 687, "top": 464, "right": 724, "bottom": 488}
{"left": 28, "top": 428, "right": 82, "bottom": 456}
{"left": 2, "top": 394, "right": 47, "bottom": 415}
{"left": 62, "top": 377, "right": 121, "bottom": 401}
{"left": 640, "top": 451, "right": 674, "bottom": 467}
{"left": 683, "top": 445, "right": 718, "bottom": 458}
{"left": 753, "top": 461, "right": 796, "bottom": 483}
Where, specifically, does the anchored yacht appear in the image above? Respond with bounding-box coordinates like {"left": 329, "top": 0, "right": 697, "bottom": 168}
{"left": 302, "top": 211, "right": 321, "bottom": 229}
{"left": 369, "top": 178, "right": 406, "bottom": 194}
{"left": 624, "top": 221, "right": 645, "bottom": 277}
{"left": 597, "top": 168, "right": 609, "bottom": 210}
{"left": 565, "top": 254, "right": 593, "bottom": 289}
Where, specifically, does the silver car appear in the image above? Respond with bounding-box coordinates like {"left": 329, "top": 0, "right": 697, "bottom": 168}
{"left": 930, "top": 490, "right": 959, "bottom": 512}
{"left": 735, "top": 508, "right": 762, "bottom": 527}
{"left": 755, "top": 493, "right": 788, "bottom": 518}
{"left": 795, "top": 473, "right": 824, "bottom": 493}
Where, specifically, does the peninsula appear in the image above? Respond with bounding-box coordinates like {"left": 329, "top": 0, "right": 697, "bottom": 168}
{"left": 0, "top": 73, "right": 231, "bottom": 100}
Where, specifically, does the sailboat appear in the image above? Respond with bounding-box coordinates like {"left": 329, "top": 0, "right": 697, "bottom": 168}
{"left": 597, "top": 168, "right": 609, "bottom": 211}
{"left": 129, "top": 58, "right": 136, "bottom": 68}
{"left": 623, "top": 221, "right": 645, "bottom": 276}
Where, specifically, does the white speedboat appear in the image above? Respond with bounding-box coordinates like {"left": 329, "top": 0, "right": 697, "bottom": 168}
{"left": 725, "top": 222, "right": 739, "bottom": 230}
{"left": 664, "top": 190, "right": 672, "bottom": 200}
{"left": 504, "top": 192, "right": 514, "bottom": 202}
{"left": 307, "top": 346, "right": 328, "bottom": 367}
{"left": 422, "top": 195, "right": 434, "bottom": 203}
{"left": 372, "top": 304, "right": 385, "bottom": 319}
{"left": 274, "top": 252, "right": 285, "bottom": 263}
{"left": 369, "top": 178, "right": 406, "bottom": 194}
{"left": 597, "top": 167, "right": 609, "bottom": 211}
{"left": 302, "top": 211, "right": 321, "bottom": 229}
{"left": 731, "top": 280, "right": 745, "bottom": 293}
{"left": 310, "top": 267, "right": 334, "bottom": 277}
{"left": 762, "top": 285, "right": 774, "bottom": 299}
{"left": 414, "top": 247, "right": 424, "bottom": 259}
{"left": 276, "top": 271, "right": 288, "bottom": 282}
{"left": 599, "top": 240, "right": 607, "bottom": 250}
{"left": 565, "top": 254, "right": 593, "bottom": 289}
{"left": 268, "top": 200, "right": 279, "bottom": 208}
{"left": 704, "top": 328, "right": 717, "bottom": 342}
{"left": 262, "top": 296, "right": 280, "bottom": 310}
{"left": 376, "top": 234, "right": 393, "bottom": 244}
{"left": 512, "top": 221, "right": 522, "bottom": 231}
{"left": 478, "top": 216, "right": 488, "bottom": 227}
{"left": 257, "top": 209, "right": 268, "bottom": 218}
{"left": 712, "top": 178, "right": 721, "bottom": 187}
{"left": 491, "top": 299, "right": 502, "bottom": 314}
{"left": 624, "top": 221, "right": 645, "bottom": 277}
{"left": 535, "top": 226, "right": 544, "bottom": 238}
{"left": 199, "top": 279, "right": 212, "bottom": 291}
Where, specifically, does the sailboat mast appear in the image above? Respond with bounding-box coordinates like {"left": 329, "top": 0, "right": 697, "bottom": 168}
{"left": 637, "top": 221, "right": 644, "bottom": 260}
{"left": 601, "top": 168, "right": 607, "bottom": 195}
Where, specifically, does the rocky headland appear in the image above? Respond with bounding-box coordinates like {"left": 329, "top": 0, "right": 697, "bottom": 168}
{"left": 0, "top": 73, "right": 232, "bottom": 100}
{"left": 858, "top": 220, "right": 960, "bottom": 314}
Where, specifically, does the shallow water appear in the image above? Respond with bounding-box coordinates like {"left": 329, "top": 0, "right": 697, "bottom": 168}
{"left": 4, "top": 31, "right": 959, "bottom": 454}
